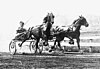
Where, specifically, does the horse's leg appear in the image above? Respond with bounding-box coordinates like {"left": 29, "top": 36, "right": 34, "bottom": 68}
{"left": 52, "top": 39, "right": 57, "bottom": 49}
{"left": 76, "top": 38, "right": 84, "bottom": 53}
{"left": 58, "top": 41, "right": 63, "bottom": 50}
{"left": 19, "top": 32, "right": 31, "bottom": 47}
{"left": 35, "top": 38, "right": 40, "bottom": 53}
{"left": 19, "top": 39, "right": 27, "bottom": 47}
{"left": 49, "top": 39, "right": 57, "bottom": 52}
{"left": 43, "top": 37, "right": 49, "bottom": 46}
{"left": 67, "top": 35, "right": 74, "bottom": 44}
{"left": 57, "top": 41, "right": 64, "bottom": 53}
{"left": 76, "top": 38, "right": 80, "bottom": 50}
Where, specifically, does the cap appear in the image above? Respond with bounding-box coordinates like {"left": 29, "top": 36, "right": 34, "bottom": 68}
{"left": 20, "top": 21, "right": 24, "bottom": 25}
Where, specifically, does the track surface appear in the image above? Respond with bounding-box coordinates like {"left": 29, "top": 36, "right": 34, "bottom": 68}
{"left": 0, "top": 52, "right": 100, "bottom": 69}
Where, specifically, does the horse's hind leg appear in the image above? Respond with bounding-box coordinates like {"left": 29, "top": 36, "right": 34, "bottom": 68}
{"left": 19, "top": 39, "right": 27, "bottom": 47}
{"left": 35, "top": 38, "right": 40, "bottom": 53}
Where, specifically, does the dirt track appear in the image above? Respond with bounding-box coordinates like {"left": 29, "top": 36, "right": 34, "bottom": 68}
{"left": 0, "top": 52, "right": 100, "bottom": 69}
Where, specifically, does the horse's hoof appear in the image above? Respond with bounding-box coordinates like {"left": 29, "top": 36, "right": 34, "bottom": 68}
{"left": 43, "top": 42, "right": 48, "bottom": 46}
{"left": 69, "top": 41, "right": 74, "bottom": 45}
{"left": 49, "top": 50, "right": 53, "bottom": 52}
{"left": 79, "top": 50, "right": 84, "bottom": 54}
{"left": 39, "top": 52, "right": 42, "bottom": 54}
{"left": 18, "top": 43, "right": 21, "bottom": 47}
{"left": 51, "top": 46, "right": 55, "bottom": 49}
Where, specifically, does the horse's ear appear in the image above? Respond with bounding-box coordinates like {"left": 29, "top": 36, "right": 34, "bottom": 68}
{"left": 50, "top": 12, "right": 55, "bottom": 18}
{"left": 79, "top": 15, "right": 82, "bottom": 17}
{"left": 46, "top": 13, "right": 49, "bottom": 17}
{"left": 81, "top": 15, "right": 84, "bottom": 18}
{"left": 47, "top": 13, "right": 50, "bottom": 16}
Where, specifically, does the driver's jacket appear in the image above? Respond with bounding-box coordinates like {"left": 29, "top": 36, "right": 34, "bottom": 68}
{"left": 16, "top": 27, "right": 27, "bottom": 34}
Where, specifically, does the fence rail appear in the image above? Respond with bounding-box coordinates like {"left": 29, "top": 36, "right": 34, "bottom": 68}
{"left": 48, "top": 36, "right": 100, "bottom": 47}
{"left": 15, "top": 36, "right": 100, "bottom": 47}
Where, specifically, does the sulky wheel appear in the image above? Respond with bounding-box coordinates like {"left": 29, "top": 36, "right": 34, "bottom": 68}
{"left": 38, "top": 39, "right": 44, "bottom": 54}
{"left": 29, "top": 39, "right": 43, "bottom": 54}
{"left": 9, "top": 40, "right": 17, "bottom": 55}
{"left": 29, "top": 40, "right": 36, "bottom": 53}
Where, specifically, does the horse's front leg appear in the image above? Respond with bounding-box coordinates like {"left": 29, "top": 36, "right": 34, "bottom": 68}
{"left": 58, "top": 41, "right": 63, "bottom": 51}
{"left": 76, "top": 38, "right": 81, "bottom": 51}
{"left": 67, "top": 36, "right": 74, "bottom": 44}
{"left": 52, "top": 39, "right": 57, "bottom": 49}
{"left": 57, "top": 41, "right": 64, "bottom": 53}
{"left": 49, "top": 40, "right": 56, "bottom": 52}
{"left": 66, "top": 33, "right": 74, "bottom": 44}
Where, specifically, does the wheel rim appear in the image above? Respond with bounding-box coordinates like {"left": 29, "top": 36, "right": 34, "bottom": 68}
{"left": 29, "top": 40, "right": 36, "bottom": 53}
{"left": 38, "top": 39, "right": 43, "bottom": 53}
{"left": 9, "top": 40, "right": 16, "bottom": 54}
{"left": 29, "top": 39, "right": 43, "bottom": 53}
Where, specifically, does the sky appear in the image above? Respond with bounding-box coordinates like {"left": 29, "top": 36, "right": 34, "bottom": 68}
{"left": 0, "top": 0, "right": 100, "bottom": 52}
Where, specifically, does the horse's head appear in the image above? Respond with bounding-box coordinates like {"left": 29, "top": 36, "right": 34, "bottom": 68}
{"left": 78, "top": 15, "right": 89, "bottom": 27}
{"left": 46, "top": 12, "right": 55, "bottom": 24}
{"left": 45, "top": 13, "right": 54, "bottom": 30}
{"left": 50, "top": 12, "right": 55, "bottom": 24}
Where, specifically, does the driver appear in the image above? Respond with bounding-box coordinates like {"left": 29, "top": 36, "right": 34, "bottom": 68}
{"left": 16, "top": 21, "right": 27, "bottom": 34}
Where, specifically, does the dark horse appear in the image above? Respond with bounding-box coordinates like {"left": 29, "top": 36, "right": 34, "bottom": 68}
{"left": 16, "top": 13, "right": 54, "bottom": 53}
{"left": 49, "top": 15, "right": 89, "bottom": 52}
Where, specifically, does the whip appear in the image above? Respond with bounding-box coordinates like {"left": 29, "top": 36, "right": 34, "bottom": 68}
{"left": 24, "top": 16, "right": 33, "bottom": 25}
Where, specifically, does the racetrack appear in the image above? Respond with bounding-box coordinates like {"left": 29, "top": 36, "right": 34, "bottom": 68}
{"left": 0, "top": 52, "right": 100, "bottom": 69}
{"left": 7, "top": 31, "right": 100, "bottom": 69}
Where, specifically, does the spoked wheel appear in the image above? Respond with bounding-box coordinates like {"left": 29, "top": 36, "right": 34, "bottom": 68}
{"left": 29, "top": 40, "right": 36, "bottom": 53}
{"left": 38, "top": 39, "right": 44, "bottom": 54}
{"left": 9, "top": 40, "right": 17, "bottom": 55}
{"left": 29, "top": 39, "right": 43, "bottom": 54}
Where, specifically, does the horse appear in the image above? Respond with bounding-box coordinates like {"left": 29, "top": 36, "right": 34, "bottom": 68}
{"left": 49, "top": 15, "right": 89, "bottom": 52}
{"left": 17, "top": 13, "right": 54, "bottom": 53}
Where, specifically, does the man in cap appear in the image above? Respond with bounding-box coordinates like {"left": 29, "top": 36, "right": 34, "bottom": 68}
{"left": 16, "top": 21, "right": 27, "bottom": 34}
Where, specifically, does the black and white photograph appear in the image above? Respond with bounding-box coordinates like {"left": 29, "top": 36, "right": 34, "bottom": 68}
{"left": 0, "top": 0, "right": 100, "bottom": 69}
